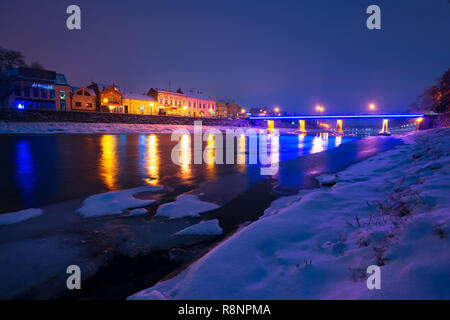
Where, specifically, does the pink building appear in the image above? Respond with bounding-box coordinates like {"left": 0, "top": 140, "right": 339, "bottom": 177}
{"left": 185, "top": 89, "right": 216, "bottom": 117}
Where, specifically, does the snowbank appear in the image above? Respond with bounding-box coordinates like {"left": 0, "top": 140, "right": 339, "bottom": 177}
{"left": 0, "top": 122, "right": 281, "bottom": 135}
{"left": 175, "top": 219, "right": 223, "bottom": 236}
{"left": 128, "top": 208, "right": 148, "bottom": 216}
{"left": 155, "top": 195, "right": 220, "bottom": 219}
{"left": 77, "top": 186, "right": 163, "bottom": 218}
{"left": 129, "top": 128, "right": 450, "bottom": 300}
{"left": 0, "top": 208, "right": 43, "bottom": 225}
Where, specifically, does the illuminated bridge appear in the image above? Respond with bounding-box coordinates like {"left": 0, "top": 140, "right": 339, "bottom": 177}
{"left": 249, "top": 114, "right": 427, "bottom": 135}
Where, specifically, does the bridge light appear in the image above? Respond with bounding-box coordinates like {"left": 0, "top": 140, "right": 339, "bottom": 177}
{"left": 274, "top": 107, "right": 280, "bottom": 113}
{"left": 241, "top": 108, "right": 246, "bottom": 113}
{"left": 316, "top": 105, "right": 325, "bottom": 112}
{"left": 416, "top": 117, "right": 423, "bottom": 123}
{"left": 369, "top": 104, "right": 376, "bottom": 110}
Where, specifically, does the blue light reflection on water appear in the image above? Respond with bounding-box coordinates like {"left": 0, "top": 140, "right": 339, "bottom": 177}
{"left": 15, "top": 139, "right": 35, "bottom": 206}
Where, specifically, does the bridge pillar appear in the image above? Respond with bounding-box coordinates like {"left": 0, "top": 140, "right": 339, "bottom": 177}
{"left": 299, "top": 120, "right": 306, "bottom": 133}
{"left": 267, "top": 120, "right": 274, "bottom": 132}
{"left": 336, "top": 119, "right": 343, "bottom": 134}
{"left": 379, "top": 119, "right": 390, "bottom": 134}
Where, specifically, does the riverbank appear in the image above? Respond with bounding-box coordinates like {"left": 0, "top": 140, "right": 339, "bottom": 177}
{"left": 130, "top": 128, "right": 450, "bottom": 300}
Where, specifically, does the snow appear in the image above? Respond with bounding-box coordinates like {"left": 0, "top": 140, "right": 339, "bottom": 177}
{"left": 175, "top": 219, "right": 223, "bottom": 236}
{"left": 0, "top": 122, "right": 248, "bottom": 134}
{"left": 77, "top": 186, "right": 163, "bottom": 218}
{"left": 0, "top": 208, "right": 43, "bottom": 225}
{"left": 128, "top": 208, "right": 148, "bottom": 216}
{"left": 129, "top": 128, "right": 450, "bottom": 300}
{"left": 155, "top": 195, "right": 220, "bottom": 219}
{"left": 0, "top": 122, "right": 294, "bottom": 135}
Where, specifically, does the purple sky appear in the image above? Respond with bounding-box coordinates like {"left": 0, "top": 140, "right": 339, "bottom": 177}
{"left": 1, "top": 0, "right": 449, "bottom": 113}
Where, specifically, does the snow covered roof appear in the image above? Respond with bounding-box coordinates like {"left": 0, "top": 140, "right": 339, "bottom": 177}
{"left": 186, "top": 89, "right": 214, "bottom": 101}
{"left": 70, "top": 87, "right": 96, "bottom": 96}
{"left": 123, "top": 92, "right": 157, "bottom": 102}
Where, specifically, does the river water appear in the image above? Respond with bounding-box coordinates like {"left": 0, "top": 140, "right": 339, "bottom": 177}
{"left": 0, "top": 132, "right": 362, "bottom": 214}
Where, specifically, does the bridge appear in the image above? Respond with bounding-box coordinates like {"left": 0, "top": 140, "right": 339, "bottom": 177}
{"left": 249, "top": 114, "right": 426, "bottom": 135}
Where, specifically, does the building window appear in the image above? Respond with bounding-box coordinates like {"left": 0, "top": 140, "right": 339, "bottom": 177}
{"left": 76, "top": 90, "right": 83, "bottom": 95}
{"left": 41, "top": 89, "right": 47, "bottom": 99}
{"left": 84, "top": 91, "right": 90, "bottom": 96}
{"left": 49, "top": 89, "right": 55, "bottom": 99}
{"left": 86, "top": 103, "right": 92, "bottom": 108}
{"left": 60, "top": 91, "right": 66, "bottom": 100}
{"left": 24, "top": 87, "right": 30, "bottom": 97}
{"left": 33, "top": 87, "right": 39, "bottom": 97}
{"left": 75, "top": 102, "right": 82, "bottom": 107}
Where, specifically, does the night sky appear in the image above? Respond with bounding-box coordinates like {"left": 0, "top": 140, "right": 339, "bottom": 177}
{"left": 1, "top": 0, "right": 449, "bottom": 113}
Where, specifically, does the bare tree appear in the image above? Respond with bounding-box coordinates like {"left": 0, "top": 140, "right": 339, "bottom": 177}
{"left": 0, "top": 49, "right": 25, "bottom": 70}
{"left": 0, "top": 48, "right": 26, "bottom": 107}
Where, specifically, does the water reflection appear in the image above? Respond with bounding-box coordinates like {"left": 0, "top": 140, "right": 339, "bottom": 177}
{"left": 205, "top": 133, "right": 216, "bottom": 167}
{"left": 237, "top": 134, "right": 246, "bottom": 166}
{"left": 100, "top": 135, "right": 119, "bottom": 190}
{"left": 270, "top": 134, "right": 280, "bottom": 165}
{"left": 311, "top": 133, "right": 329, "bottom": 154}
{"left": 204, "top": 133, "right": 218, "bottom": 179}
{"left": 145, "top": 134, "right": 159, "bottom": 185}
{"left": 15, "top": 139, "right": 35, "bottom": 202}
{"left": 335, "top": 135, "right": 342, "bottom": 148}
{"left": 179, "top": 134, "right": 192, "bottom": 179}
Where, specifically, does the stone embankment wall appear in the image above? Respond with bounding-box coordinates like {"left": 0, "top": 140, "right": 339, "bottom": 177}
{"left": 0, "top": 108, "right": 250, "bottom": 127}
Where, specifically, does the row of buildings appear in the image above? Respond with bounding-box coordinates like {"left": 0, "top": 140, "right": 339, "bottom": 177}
{"left": 0, "top": 66, "right": 238, "bottom": 118}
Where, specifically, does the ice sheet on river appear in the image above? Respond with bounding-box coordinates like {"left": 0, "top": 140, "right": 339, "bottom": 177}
{"left": 0, "top": 208, "right": 43, "bottom": 225}
{"left": 129, "top": 128, "right": 450, "bottom": 300}
{"left": 175, "top": 219, "right": 223, "bottom": 236}
{"left": 77, "top": 186, "right": 163, "bottom": 218}
{"left": 156, "top": 195, "right": 220, "bottom": 219}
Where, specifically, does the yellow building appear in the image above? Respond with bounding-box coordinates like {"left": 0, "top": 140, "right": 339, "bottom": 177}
{"left": 148, "top": 88, "right": 186, "bottom": 116}
{"left": 122, "top": 93, "right": 158, "bottom": 115}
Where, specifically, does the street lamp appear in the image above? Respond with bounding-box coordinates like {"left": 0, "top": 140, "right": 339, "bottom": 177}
{"left": 274, "top": 107, "right": 280, "bottom": 114}
{"left": 316, "top": 105, "right": 324, "bottom": 112}
{"left": 369, "top": 103, "right": 376, "bottom": 111}
{"left": 241, "top": 108, "right": 246, "bottom": 114}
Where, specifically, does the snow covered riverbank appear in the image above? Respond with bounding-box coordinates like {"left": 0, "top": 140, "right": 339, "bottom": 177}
{"left": 0, "top": 121, "right": 275, "bottom": 135}
{"left": 130, "top": 128, "right": 450, "bottom": 300}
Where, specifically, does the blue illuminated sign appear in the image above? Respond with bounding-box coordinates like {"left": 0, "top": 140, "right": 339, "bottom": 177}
{"left": 32, "top": 83, "right": 54, "bottom": 90}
